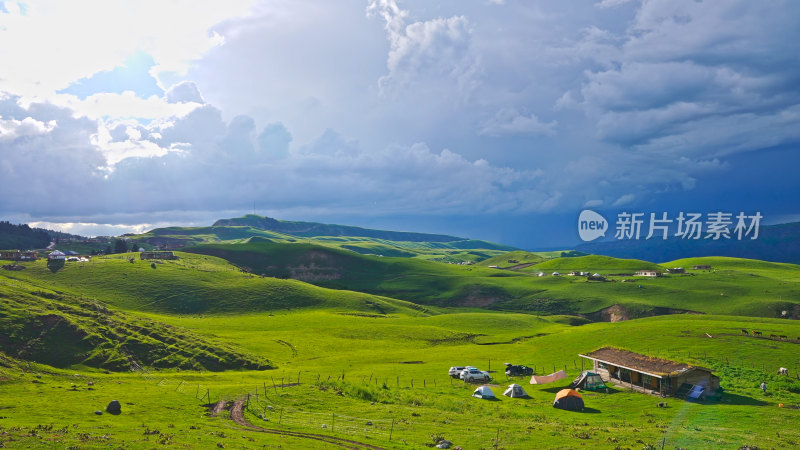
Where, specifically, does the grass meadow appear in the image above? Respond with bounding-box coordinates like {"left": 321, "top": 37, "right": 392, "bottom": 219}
{"left": 1, "top": 251, "right": 799, "bottom": 448}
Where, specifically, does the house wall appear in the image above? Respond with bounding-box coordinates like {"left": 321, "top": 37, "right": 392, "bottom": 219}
{"left": 674, "top": 371, "right": 717, "bottom": 390}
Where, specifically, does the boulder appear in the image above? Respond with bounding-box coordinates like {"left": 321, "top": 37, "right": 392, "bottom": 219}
{"left": 106, "top": 400, "right": 122, "bottom": 415}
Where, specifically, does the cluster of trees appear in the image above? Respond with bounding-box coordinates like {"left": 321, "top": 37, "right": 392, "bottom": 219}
{"left": 0, "top": 221, "right": 51, "bottom": 250}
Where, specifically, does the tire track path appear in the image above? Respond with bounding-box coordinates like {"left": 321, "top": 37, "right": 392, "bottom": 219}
{"left": 228, "top": 399, "right": 387, "bottom": 450}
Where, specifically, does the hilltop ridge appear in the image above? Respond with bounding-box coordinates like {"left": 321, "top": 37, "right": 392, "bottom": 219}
{"left": 213, "top": 214, "right": 465, "bottom": 243}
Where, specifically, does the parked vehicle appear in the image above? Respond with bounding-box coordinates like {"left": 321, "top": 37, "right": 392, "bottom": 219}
{"left": 449, "top": 366, "right": 468, "bottom": 378}
{"left": 462, "top": 367, "right": 491, "bottom": 383}
{"left": 504, "top": 363, "right": 534, "bottom": 377}
{"left": 458, "top": 366, "right": 477, "bottom": 380}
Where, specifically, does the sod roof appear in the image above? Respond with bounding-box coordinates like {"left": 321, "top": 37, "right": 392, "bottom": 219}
{"left": 580, "top": 347, "right": 709, "bottom": 377}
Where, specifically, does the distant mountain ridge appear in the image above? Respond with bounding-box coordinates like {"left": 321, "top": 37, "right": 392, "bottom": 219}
{"left": 575, "top": 221, "right": 800, "bottom": 264}
{"left": 213, "top": 214, "right": 466, "bottom": 243}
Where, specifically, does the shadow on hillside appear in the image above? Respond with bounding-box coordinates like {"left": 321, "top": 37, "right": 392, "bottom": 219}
{"left": 581, "top": 407, "right": 601, "bottom": 413}
{"left": 47, "top": 260, "right": 64, "bottom": 273}
{"left": 539, "top": 386, "right": 572, "bottom": 393}
{"left": 538, "top": 386, "right": 621, "bottom": 394}
{"left": 718, "top": 392, "right": 769, "bottom": 406}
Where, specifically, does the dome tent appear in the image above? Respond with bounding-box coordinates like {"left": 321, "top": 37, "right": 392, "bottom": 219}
{"left": 502, "top": 383, "right": 528, "bottom": 398}
{"left": 553, "top": 389, "right": 584, "bottom": 411}
{"left": 569, "top": 371, "right": 607, "bottom": 392}
{"left": 472, "top": 386, "right": 496, "bottom": 400}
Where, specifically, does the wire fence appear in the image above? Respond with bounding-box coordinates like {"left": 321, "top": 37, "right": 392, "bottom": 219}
{"left": 243, "top": 395, "right": 396, "bottom": 441}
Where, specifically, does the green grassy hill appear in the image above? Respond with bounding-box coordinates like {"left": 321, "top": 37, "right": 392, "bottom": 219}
{"left": 1, "top": 244, "right": 800, "bottom": 447}
{"left": 1, "top": 252, "right": 431, "bottom": 317}
{"left": 184, "top": 242, "right": 800, "bottom": 318}
{"left": 0, "top": 276, "right": 270, "bottom": 371}
{"left": 527, "top": 254, "right": 663, "bottom": 272}
{"left": 126, "top": 215, "right": 516, "bottom": 262}
{"left": 2, "top": 306, "right": 799, "bottom": 448}
{"left": 474, "top": 250, "right": 547, "bottom": 268}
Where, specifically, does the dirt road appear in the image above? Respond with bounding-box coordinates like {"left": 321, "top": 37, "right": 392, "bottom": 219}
{"left": 227, "top": 399, "right": 387, "bottom": 450}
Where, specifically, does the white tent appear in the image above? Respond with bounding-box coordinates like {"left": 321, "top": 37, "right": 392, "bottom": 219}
{"left": 472, "top": 386, "right": 496, "bottom": 399}
{"left": 530, "top": 370, "right": 568, "bottom": 385}
{"left": 503, "top": 383, "right": 528, "bottom": 398}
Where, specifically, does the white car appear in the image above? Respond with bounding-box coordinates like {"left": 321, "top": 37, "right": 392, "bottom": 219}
{"left": 458, "top": 366, "right": 477, "bottom": 379}
{"left": 448, "top": 366, "right": 468, "bottom": 378}
{"left": 461, "top": 367, "right": 491, "bottom": 383}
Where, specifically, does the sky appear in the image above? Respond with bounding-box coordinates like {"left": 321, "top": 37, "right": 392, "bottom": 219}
{"left": 1, "top": 0, "right": 799, "bottom": 249}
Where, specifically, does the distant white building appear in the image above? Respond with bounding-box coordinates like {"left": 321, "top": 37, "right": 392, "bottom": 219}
{"left": 48, "top": 250, "right": 65, "bottom": 261}
{"left": 635, "top": 270, "right": 662, "bottom": 277}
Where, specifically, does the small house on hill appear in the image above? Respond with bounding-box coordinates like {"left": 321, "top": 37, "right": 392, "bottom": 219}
{"left": 140, "top": 251, "right": 179, "bottom": 260}
{"left": 692, "top": 264, "right": 712, "bottom": 270}
{"left": 18, "top": 251, "right": 38, "bottom": 261}
{"left": 635, "top": 270, "right": 661, "bottom": 277}
{"left": 579, "top": 347, "right": 719, "bottom": 398}
{"left": 48, "top": 250, "right": 66, "bottom": 261}
{"left": 666, "top": 267, "right": 685, "bottom": 274}
{"left": 0, "top": 250, "right": 20, "bottom": 260}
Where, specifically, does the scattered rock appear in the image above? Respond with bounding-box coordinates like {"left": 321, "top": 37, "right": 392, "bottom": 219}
{"left": 94, "top": 410, "right": 103, "bottom": 415}
{"left": 106, "top": 400, "right": 122, "bottom": 415}
{"left": 321, "top": 424, "right": 327, "bottom": 428}
{"left": 366, "top": 421, "right": 373, "bottom": 426}
{"left": 436, "top": 440, "right": 453, "bottom": 449}
{"left": 88, "top": 381, "right": 94, "bottom": 386}
{"left": 36, "top": 374, "right": 41, "bottom": 379}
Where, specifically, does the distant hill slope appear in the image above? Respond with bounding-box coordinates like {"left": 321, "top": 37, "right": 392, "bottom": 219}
{"left": 187, "top": 241, "right": 800, "bottom": 319}
{"left": 575, "top": 221, "right": 800, "bottom": 264}
{"left": 3, "top": 252, "right": 429, "bottom": 317}
{"left": 214, "top": 214, "right": 465, "bottom": 242}
{"left": 132, "top": 215, "right": 516, "bottom": 262}
{"left": 475, "top": 251, "right": 546, "bottom": 268}
{"left": 529, "top": 255, "right": 663, "bottom": 273}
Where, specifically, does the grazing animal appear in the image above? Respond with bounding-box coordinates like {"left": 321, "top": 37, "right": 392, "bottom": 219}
{"left": 770, "top": 334, "right": 778, "bottom": 339}
{"left": 778, "top": 367, "right": 789, "bottom": 376}
{"left": 741, "top": 329, "right": 749, "bottom": 335}
{"left": 753, "top": 331, "right": 762, "bottom": 336}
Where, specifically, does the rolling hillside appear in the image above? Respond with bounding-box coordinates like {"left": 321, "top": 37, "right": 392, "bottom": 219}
{"left": 128, "top": 215, "right": 516, "bottom": 262}
{"left": 1, "top": 252, "right": 431, "bottom": 317}
{"left": 1, "top": 242, "right": 799, "bottom": 448}
{"left": 0, "top": 275, "right": 271, "bottom": 371}
{"left": 186, "top": 241, "right": 800, "bottom": 318}
{"left": 526, "top": 254, "right": 664, "bottom": 273}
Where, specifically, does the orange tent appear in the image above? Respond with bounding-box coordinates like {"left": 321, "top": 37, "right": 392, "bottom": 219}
{"left": 553, "top": 389, "right": 584, "bottom": 411}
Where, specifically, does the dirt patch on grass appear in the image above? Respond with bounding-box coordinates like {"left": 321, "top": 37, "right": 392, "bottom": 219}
{"left": 584, "top": 304, "right": 703, "bottom": 322}
{"left": 456, "top": 286, "right": 510, "bottom": 308}
{"left": 209, "top": 400, "right": 227, "bottom": 417}
{"left": 475, "top": 333, "right": 549, "bottom": 345}
{"left": 288, "top": 264, "right": 342, "bottom": 281}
